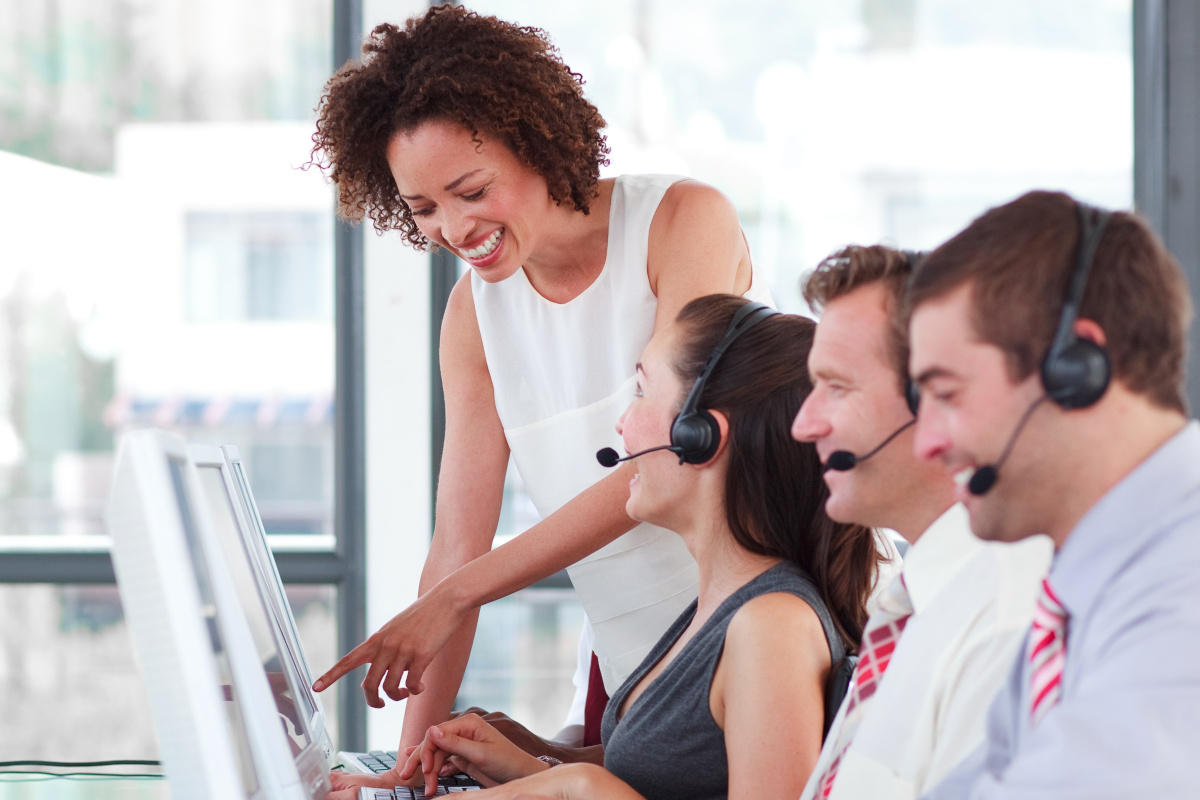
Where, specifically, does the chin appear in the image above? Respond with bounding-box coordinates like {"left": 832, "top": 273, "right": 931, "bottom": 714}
{"left": 469, "top": 260, "right": 521, "bottom": 284}
{"left": 963, "top": 501, "right": 1024, "bottom": 543}
{"left": 822, "top": 492, "right": 863, "bottom": 527}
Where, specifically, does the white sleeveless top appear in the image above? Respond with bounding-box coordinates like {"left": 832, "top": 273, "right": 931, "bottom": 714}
{"left": 472, "top": 174, "right": 772, "bottom": 692}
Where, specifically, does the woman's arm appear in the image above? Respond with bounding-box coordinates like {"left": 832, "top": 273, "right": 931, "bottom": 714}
{"left": 647, "top": 179, "right": 756, "bottom": 329}
{"left": 713, "top": 592, "right": 831, "bottom": 800}
{"left": 470, "top": 763, "right": 645, "bottom": 800}
{"left": 313, "top": 276, "right": 641, "bottom": 723}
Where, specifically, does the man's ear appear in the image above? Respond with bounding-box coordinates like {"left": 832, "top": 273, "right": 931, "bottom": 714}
{"left": 1074, "top": 318, "right": 1107, "bottom": 347}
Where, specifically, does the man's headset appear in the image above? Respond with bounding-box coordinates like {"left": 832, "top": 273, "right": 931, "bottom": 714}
{"left": 1040, "top": 202, "right": 1113, "bottom": 409}
{"left": 825, "top": 251, "right": 923, "bottom": 472}
{"left": 597, "top": 301, "right": 780, "bottom": 468}
{"left": 954, "top": 201, "right": 1113, "bottom": 496}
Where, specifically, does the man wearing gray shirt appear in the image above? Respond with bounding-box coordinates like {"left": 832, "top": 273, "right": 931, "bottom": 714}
{"left": 906, "top": 190, "right": 1200, "bottom": 799}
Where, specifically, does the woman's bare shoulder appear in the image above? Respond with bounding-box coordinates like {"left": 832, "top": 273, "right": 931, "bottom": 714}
{"left": 725, "top": 590, "right": 830, "bottom": 667}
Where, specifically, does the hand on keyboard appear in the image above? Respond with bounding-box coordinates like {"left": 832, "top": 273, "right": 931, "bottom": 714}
{"left": 330, "top": 766, "right": 415, "bottom": 800}
{"left": 400, "top": 714, "right": 551, "bottom": 797}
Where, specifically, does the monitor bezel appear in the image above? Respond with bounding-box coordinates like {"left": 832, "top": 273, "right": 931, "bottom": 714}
{"left": 189, "top": 443, "right": 333, "bottom": 792}
{"left": 107, "top": 429, "right": 308, "bottom": 800}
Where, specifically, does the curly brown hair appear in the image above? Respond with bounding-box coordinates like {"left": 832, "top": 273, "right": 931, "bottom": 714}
{"left": 310, "top": 4, "right": 611, "bottom": 249}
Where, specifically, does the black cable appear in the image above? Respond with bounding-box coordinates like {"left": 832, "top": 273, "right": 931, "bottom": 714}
{"left": 0, "top": 759, "right": 161, "bottom": 768}
{"left": 0, "top": 771, "right": 165, "bottom": 780}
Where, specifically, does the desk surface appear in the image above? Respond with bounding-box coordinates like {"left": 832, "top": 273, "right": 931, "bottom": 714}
{"left": 0, "top": 778, "right": 170, "bottom": 799}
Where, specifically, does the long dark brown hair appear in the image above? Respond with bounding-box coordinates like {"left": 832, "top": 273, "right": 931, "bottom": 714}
{"left": 672, "top": 295, "right": 881, "bottom": 650}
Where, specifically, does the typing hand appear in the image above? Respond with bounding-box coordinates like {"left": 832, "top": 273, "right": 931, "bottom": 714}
{"left": 449, "top": 708, "right": 564, "bottom": 760}
{"left": 327, "top": 766, "right": 415, "bottom": 800}
{"left": 400, "top": 714, "right": 549, "bottom": 797}
{"left": 462, "top": 763, "right": 612, "bottom": 800}
{"left": 313, "top": 590, "right": 464, "bottom": 707}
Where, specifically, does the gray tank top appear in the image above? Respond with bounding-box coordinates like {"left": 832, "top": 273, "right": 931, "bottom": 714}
{"left": 600, "top": 561, "right": 846, "bottom": 800}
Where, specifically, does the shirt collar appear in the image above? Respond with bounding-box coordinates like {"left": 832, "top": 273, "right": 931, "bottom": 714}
{"left": 1051, "top": 420, "right": 1200, "bottom": 618}
{"left": 901, "top": 503, "right": 982, "bottom": 614}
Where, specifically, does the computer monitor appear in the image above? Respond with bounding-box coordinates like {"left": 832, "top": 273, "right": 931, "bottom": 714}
{"left": 213, "top": 445, "right": 392, "bottom": 777}
{"left": 188, "top": 444, "right": 334, "bottom": 781}
{"left": 107, "top": 429, "right": 321, "bottom": 800}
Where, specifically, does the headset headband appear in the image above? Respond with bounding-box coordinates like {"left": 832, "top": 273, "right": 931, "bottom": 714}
{"left": 677, "top": 301, "right": 779, "bottom": 420}
{"left": 1048, "top": 203, "right": 1111, "bottom": 363}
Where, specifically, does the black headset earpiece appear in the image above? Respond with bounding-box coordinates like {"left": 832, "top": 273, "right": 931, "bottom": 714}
{"left": 901, "top": 250, "right": 924, "bottom": 417}
{"left": 1040, "top": 202, "right": 1112, "bottom": 410}
{"left": 670, "top": 301, "right": 780, "bottom": 465}
{"left": 905, "top": 377, "right": 920, "bottom": 416}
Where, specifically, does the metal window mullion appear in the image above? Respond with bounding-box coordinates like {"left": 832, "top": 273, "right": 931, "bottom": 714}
{"left": 333, "top": 0, "right": 367, "bottom": 753}
{"left": 1134, "top": 0, "right": 1200, "bottom": 413}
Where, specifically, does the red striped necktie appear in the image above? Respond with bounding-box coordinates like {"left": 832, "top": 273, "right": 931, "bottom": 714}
{"left": 816, "top": 575, "right": 914, "bottom": 798}
{"left": 1029, "top": 578, "right": 1068, "bottom": 727}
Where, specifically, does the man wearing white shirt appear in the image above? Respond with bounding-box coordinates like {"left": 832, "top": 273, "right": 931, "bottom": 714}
{"left": 909, "top": 192, "right": 1200, "bottom": 798}
{"left": 792, "top": 245, "right": 1052, "bottom": 800}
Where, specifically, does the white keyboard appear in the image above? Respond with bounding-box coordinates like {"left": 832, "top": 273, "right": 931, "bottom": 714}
{"left": 361, "top": 786, "right": 480, "bottom": 799}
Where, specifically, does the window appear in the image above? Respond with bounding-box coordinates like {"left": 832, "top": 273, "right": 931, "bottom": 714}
{"left": 186, "top": 212, "right": 334, "bottom": 323}
{"left": 0, "top": 0, "right": 345, "bottom": 759}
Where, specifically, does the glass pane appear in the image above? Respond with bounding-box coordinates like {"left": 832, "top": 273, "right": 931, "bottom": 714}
{"left": 0, "top": 0, "right": 336, "bottom": 547}
{"left": 467, "top": 0, "right": 1132, "bottom": 314}
{"left": 0, "top": 583, "right": 339, "bottom": 762}
{"left": 0, "top": 585, "right": 158, "bottom": 761}
{"left": 458, "top": 590, "right": 585, "bottom": 739}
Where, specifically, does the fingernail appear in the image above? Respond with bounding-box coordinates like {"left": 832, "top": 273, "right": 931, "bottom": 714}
{"left": 312, "top": 681, "right": 323, "bottom": 691}
{"left": 431, "top": 726, "right": 444, "bottom": 739}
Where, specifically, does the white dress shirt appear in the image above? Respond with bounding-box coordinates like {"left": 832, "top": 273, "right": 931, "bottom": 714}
{"left": 923, "top": 421, "right": 1200, "bottom": 800}
{"left": 801, "top": 504, "right": 1053, "bottom": 800}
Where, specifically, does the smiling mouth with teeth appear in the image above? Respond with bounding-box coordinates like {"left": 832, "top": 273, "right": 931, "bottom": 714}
{"left": 461, "top": 228, "right": 503, "bottom": 260}
{"left": 953, "top": 467, "right": 976, "bottom": 488}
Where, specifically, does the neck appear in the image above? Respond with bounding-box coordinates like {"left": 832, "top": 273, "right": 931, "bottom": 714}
{"left": 678, "top": 514, "right": 782, "bottom": 619}
{"left": 1045, "top": 387, "right": 1187, "bottom": 548}
{"left": 521, "top": 181, "right": 613, "bottom": 302}
{"left": 891, "top": 477, "right": 957, "bottom": 545}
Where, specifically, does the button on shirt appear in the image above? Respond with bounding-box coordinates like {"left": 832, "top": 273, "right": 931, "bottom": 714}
{"left": 923, "top": 421, "right": 1200, "bottom": 800}
{"left": 801, "top": 504, "right": 1053, "bottom": 800}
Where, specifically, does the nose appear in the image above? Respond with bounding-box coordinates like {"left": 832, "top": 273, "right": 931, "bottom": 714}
{"left": 615, "top": 405, "right": 629, "bottom": 437}
{"left": 791, "top": 391, "right": 829, "bottom": 443}
{"left": 913, "top": 402, "right": 950, "bottom": 462}
{"left": 440, "top": 206, "right": 475, "bottom": 247}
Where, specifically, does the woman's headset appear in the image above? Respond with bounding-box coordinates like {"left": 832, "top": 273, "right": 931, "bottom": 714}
{"left": 670, "top": 301, "right": 780, "bottom": 464}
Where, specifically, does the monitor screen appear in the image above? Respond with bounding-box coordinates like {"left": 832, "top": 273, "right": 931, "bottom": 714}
{"left": 227, "top": 458, "right": 322, "bottom": 726}
{"left": 195, "top": 464, "right": 313, "bottom": 756}
{"left": 168, "top": 455, "right": 261, "bottom": 797}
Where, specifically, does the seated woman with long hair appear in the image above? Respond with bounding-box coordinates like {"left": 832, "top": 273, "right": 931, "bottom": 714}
{"left": 393, "top": 295, "right": 881, "bottom": 800}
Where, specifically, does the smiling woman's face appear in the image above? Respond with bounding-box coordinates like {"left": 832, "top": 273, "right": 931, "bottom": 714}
{"left": 385, "top": 120, "right": 555, "bottom": 282}
{"left": 616, "top": 325, "right": 695, "bottom": 528}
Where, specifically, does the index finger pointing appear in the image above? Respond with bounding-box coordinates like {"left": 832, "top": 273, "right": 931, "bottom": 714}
{"left": 313, "top": 642, "right": 373, "bottom": 692}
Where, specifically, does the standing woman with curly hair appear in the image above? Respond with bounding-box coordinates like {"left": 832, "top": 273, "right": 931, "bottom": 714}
{"left": 309, "top": 5, "right": 770, "bottom": 789}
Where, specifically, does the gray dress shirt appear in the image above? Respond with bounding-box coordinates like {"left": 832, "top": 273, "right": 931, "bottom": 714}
{"left": 923, "top": 421, "right": 1200, "bottom": 799}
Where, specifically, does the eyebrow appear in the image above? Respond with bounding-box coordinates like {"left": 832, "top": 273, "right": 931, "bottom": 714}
{"left": 913, "top": 365, "right": 959, "bottom": 385}
{"left": 399, "top": 169, "right": 486, "bottom": 202}
{"left": 810, "top": 361, "right": 851, "bottom": 383}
